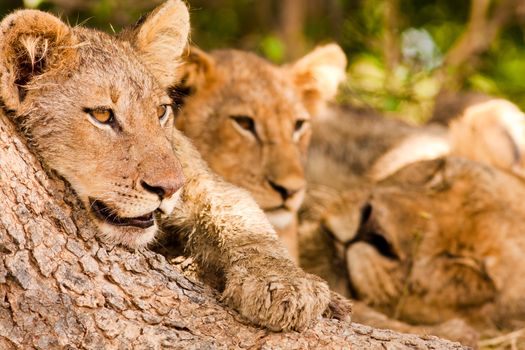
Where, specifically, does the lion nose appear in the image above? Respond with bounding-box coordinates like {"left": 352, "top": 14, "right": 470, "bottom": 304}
{"left": 138, "top": 142, "right": 185, "bottom": 200}
{"left": 268, "top": 178, "right": 304, "bottom": 201}
{"left": 141, "top": 178, "right": 182, "bottom": 199}
{"left": 140, "top": 157, "right": 184, "bottom": 200}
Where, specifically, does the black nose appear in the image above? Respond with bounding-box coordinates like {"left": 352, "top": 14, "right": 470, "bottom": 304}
{"left": 353, "top": 202, "right": 399, "bottom": 260}
{"left": 268, "top": 179, "right": 299, "bottom": 201}
{"left": 141, "top": 179, "right": 181, "bottom": 199}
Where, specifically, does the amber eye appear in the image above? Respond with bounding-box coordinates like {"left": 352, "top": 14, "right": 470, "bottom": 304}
{"left": 231, "top": 115, "right": 256, "bottom": 136}
{"left": 157, "top": 104, "right": 170, "bottom": 123}
{"left": 85, "top": 108, "right": 114, "bottom": 125}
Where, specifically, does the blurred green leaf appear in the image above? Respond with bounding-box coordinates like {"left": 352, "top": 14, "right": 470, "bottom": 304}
{"left": 383, "top": 95, "right": 401, "bottom": 112}
{"left": 260, "top": 35, "right": 285, "bottom": 63}
{"left": 23, "top": 0, "right": 43, "bottom": 8}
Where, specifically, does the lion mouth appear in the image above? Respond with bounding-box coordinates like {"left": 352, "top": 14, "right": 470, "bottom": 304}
{"left": 264, "top": 205, "right": 289, "bottom": 212}
{"left": 89, "top": 198, "right": 155, "bottom": 229}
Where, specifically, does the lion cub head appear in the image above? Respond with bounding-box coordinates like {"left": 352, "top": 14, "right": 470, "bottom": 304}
{"left": 302, "top": 156, "right": 525, "bottom": 328}
{"left": 0, "top": 1, "right": 189, "bottom": 248}
{"left": 172, "top": 45, "right": 346, "bottom": 243}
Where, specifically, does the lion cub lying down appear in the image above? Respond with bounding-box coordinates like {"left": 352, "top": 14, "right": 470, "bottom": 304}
{"left": 171, "top": 45, "right": 346, "bottom": 261}
{"left": 0, "top": 0, "right": 350, "bottom": 331}
{"left": 301, "top": 106, "right": 525, "bottom": 343}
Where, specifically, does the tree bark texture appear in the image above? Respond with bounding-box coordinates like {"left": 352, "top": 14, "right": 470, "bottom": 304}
{"left": 0, "top": 112, "right": 470, "bottom": 349}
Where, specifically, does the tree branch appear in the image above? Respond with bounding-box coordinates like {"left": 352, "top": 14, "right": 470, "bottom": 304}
{"left": 438, "top": 0, "right": 516, "bottom": 89}
{"left": 384, "top": 0, "right": 401, "bottom": 71}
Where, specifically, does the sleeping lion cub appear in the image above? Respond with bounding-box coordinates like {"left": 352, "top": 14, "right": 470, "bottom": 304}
{"left": 0, "top": 0, "right": 350, "bottom": 332}
{"left": 171, "top": 45, "right": 346, "bottom": 261}
{"left": 300, "top": 106, "right": 525, "bottom": 345}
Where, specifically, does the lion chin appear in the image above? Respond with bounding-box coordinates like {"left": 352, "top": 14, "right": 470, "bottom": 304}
{"left": 265, "top": 208, "right": 295, "bottom": 230}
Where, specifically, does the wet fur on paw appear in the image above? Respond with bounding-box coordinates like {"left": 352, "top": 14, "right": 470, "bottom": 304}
{"left": 222, "top": 260, "right": 331, "bottom": 331}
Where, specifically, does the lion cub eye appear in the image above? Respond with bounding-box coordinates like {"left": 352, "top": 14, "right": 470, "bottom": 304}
{"left": 231, "top": 115, "right": 257, "bottom": 136}
{"left": 157, "top": 104, "right": 171, "bottom": 124}
{"left": 294, "top": 119, "right": 306, "bottom": 132}
{"left": 85, "top": 108, "right": 114, "bottom": 125}
{"left": 293, "top": 119, "right": 308, "bottom": 142}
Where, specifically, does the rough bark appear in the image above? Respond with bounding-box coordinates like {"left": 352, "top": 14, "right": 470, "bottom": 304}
{"left": 0, "top": 112, "right": 469, "bottom": 349}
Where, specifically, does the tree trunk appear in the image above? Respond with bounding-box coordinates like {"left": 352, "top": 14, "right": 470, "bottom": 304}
{"left": 0, "top": 112, "right": 468, "bottom": 349}
{"left": 383, "top": 0, "right": 401, "bottom": 72}
{"left": 279, "top": 0, "right": 306, "bottom": 60}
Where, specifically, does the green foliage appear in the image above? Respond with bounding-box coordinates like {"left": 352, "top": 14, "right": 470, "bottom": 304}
{"left": 0, "top": 0, "right": 524, "bottom": 121}
{"left": 472, "top": 26, "right": 525, "bottom": 109}
{"left": 186, "top": 0, "right": 523, "bottom": 122}
{"left": 260, "top": 35, "right": 285, "bottom": 63}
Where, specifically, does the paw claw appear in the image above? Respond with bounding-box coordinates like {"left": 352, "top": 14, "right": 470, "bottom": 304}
{"left": 323, "top": 291, "right": 353, "bottom": 323}
{"left": 223, "top": 264, "right": 331, "bottom": 331}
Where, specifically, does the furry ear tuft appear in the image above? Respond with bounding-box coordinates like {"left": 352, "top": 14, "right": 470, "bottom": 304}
{"left": 291, "top": 44, "right": 347, "bottom": 116}
{"left": 168, "top": 46, "right": 215, "bottom": 117}
{"left": 450, "top": 99, "right": 525, "bottom": 172}
{"left": 180, "top": 46, "right": 215, "bottom": 89}
{"left": 124, "top": 0, "right": 190, "bottom": 88}
{"left": 0, "top": 9, "right": 77, "bottom": 110}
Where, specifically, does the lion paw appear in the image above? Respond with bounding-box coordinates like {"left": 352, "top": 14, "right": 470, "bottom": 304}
{"left": 323, "top": 291, "right": 352, "bottom": 322}
{"left": 222, "top": 261, "right": 331, "bottom": 331}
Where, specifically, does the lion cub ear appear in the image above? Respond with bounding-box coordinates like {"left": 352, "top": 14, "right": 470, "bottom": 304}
{"left": 0, "top": 10, "right": 77, "bottom": 111}
{"left": 124, "top": 0, "right": 190, "bottom": 88}
{"left": 170, "top": 46, "right": 215, "bottom": 129}
{"left": 179, "top": 46, "right": 216, "bottom": 91}
{"left": 290, "top": 44, "right": 347, "bottom": 116}
{"left": 450, "top": 99, "right": 525, "bottom": 171}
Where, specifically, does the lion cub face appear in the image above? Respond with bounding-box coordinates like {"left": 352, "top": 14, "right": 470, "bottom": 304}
{"left": 174, "top": 46, "right": 346, "bottom": 230}
{"left": 303, "top": 157, "right": 525, "bottom": 326}
{"left": 0, "top": 1, "right": 190, "bottom": 248}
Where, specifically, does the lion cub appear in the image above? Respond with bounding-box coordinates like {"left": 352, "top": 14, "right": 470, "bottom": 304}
{"left": 0, "top": 0, "right": 349, "bottom": 332}
{"left": 171, "top": 45, "right": 346, "bottom": 261}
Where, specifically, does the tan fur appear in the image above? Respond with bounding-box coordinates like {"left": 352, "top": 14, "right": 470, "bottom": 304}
{"left": 449, "top": 99, "right": 525, "bottom": 177}
{"left": 428, "top": 91, "right": 492, "bottom": 126}
{"left": 371, "top": 98, "right": 525, "bottom": 181}
{"left": 301, "top": 106, "right": 525, "bottom": 342}
{"left": 0, "top": 1, "right": 350, "bottom": 332}
{"left": 172, "top": 45, "right": 346, "bottom": 261}
{"left": 307, "top": 105, "right": 418, "bottom": 184}
{"left": 304, "top": 157, "right": 525, "bottom": 335}
{"left": 121, "top": 0, "right": 189, "bottom": 88}
{"left": 0, "top": 6, "right": 187, "bottom": 248}
{"left": 369, "top": 130, "right": 449, "bottom": 181}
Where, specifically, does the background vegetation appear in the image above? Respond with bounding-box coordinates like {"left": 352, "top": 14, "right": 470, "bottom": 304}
{"left": 1, "top": 0, "right": 524, "bottom": 122}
